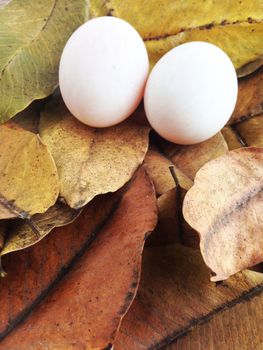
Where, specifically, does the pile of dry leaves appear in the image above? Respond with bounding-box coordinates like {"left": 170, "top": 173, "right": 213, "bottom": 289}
{"left": 0, "top": 1, "right": 262, "bottom": 349}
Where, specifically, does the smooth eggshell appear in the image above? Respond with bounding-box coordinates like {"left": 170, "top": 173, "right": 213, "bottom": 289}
{"left": 59, "top": 17, "right": 149, "bottom": 127}
{"left": 144, "top": 42, "right": 238, "bottom": 144}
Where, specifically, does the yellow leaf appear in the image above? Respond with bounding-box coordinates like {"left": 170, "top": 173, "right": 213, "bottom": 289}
{"left": 39, "top": 99, "right": 150, "bottom": 209}
{"left": 183, "top": 147, "right": 263, "bottom": 281}
{"left": 0, "top": 123, "right": 59, "bottom": 219}
{"left": 0, "top": 0, "right": 87, "bottom": 123}
{"left": 91, "top": 0, "right": 263, "bottom": 70}
{"left": 1, "top": 202, "right": 81, "bottom": 256}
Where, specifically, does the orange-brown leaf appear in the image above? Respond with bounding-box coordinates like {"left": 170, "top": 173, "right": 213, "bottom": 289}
{"left": 0, "top": 168, "right": 157, "bottom": 349}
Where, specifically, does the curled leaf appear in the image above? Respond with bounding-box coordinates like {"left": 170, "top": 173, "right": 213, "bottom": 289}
{"left": 0, "top": 202, "right": 81, "bottom": 256}
{"left": 0, "top": 123, "right": 59, "bottom": 219}
{"left": 39, "top": 99, "right": 150, "bottom": 209}
{"left": 183, "top": 147, "right": 263, "bottom": 281}
{"left": 0, "top": 0, "right": 86, "bottom": 123}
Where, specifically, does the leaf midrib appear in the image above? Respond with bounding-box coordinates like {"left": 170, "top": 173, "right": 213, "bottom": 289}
{"left": 0, "top": 0, "right": 57, "bottom": 80}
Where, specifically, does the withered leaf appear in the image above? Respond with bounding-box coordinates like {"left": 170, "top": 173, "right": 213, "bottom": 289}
{"left": 90, "top": 0, "right": 263, "bottom": 70}
{"left": 39, "top": 98, "right": 150, "bottom": 209}
{"left": 223, "top": 113, "right": 263, "bottom": 150}
{"left": 229, "top": 66, "right": 263, "bottom": 124}
{"left": 162, "top": 132, "right": 228, "bottom": 180}
{"left": 0, "top": 123, "right": 59, "bottom": 219}
{"left": 115, "top": 244, "right": 263, "bottom": 349}
{"left": 0, "top": 0, "right": 86, "bottom": 123}
{"left": 0, "top": 168, "right": 157, "bottom": 349}
{"left": 144, "top": 146, "right": 193, "bottom": 196}
{"left": 0, "top": 202, "right": 81, "bottom": 256}
{"left": 148, "top": 187, "right": 199, "bottom": 249}
{"left": 183, "top": 147, "right": 263, "bottom": 281}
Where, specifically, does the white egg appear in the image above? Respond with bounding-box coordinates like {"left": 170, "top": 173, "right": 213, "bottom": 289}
{"left": 59, "top": 17, "right": 149, "bottom": 127}
{"left": 144, "top": 42, "right": 238, "bottom": 144}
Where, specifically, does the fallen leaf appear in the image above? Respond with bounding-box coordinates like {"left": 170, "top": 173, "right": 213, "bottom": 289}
{"left": 236, "top": 56, "right": 263, "bottom": 77}
{"left": 0, "top": 202, "right": 81, "bottom": 256}
{"left": 0, "top": 123, "right": 59, "bottom": 219}
{"left": 162, "top": 132, "right": 228, "bottom": 180}
{"left": 0, "top": 167, "right": 157, "bottom": 349}
{"left": 143, "top": 146, "right": 193, "bottom": 196}
{"left": 229, "top": 66, "right": 263, "bottom": 124}
{"left": 90, "top": 0, "right": 263, "bottom": 70}
{"left": 183, "top": 147, "right": 263, "bottom": 281}
{"left": 223, "top": 113, "right": 263, "bottom": 149}
{"left": 148, "top": 187, "right": 199, "bottom": 249}
{"left": 115, "top": 244, "right": 263, "bottom": 349}
{"left": 235, "top": 114, "right": 263, "bottom": 147}
{"left": 39, "top": 98, "right": 150, "bottom": 209}
{"left": 0, "top": 221, "right": 7, "bottom": 251}
{"left": 0, "top": 0, "right": 87, "bottom": 123}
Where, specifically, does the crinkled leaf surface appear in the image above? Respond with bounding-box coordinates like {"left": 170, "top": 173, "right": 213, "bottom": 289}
{"left": 0, "top": 123, "right": 59, "bottom": 219}
{"left": 115, "top": 244, "right": 263, "bottom": 349}
{"left": 183, "top": 147, "right": 263, "bottom": 281}
{"left": 0, "top": 202, "right": 81, "bottom": 256}
{"left": 39, "top": 99, "right": 150, "bottom": 209}
{"left": 91, "top": 0, "right": 263, "bottom": 70}
{"left": 0, "top": 0, "right": 87, "bottom": 123}
{"left": 0, "top": 168, "right": 157, "bottom": 349}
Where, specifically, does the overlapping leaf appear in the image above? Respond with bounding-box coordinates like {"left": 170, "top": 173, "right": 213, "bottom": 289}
{"left": 183, "top": 147, "right": 263, "bottom": 281}
{"left": 0, "top": 168, "right": 157, "bottom": 350}
{"left": 0, "top": 0, "right": 87, "bottom": 123}
{"left": 0, "top": 123, "right": 59, "bottom": 219}
{"left": 39, "top": 99, "right": 150, "bottom": 209}
{"left": 91, "top": 0, "right": 263, "bottom": 70}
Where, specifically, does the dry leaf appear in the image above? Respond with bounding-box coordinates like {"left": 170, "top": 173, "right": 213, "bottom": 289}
{"left": 0, "top": 222, "right": 7, "bottom": 251}
{"left": 223, "top": 113, "right": 263, "bottom": 150}
{"left": 148, "top": 187, "right": 199, "bottom": 249}
{"left": 162, "top": 132, "right": 228, "bottom": 180}
{"left": 236, "top": 56, "right": 263, "bottom": 77}
{"left": 144, "top": 146, "right": 193, "bottom": 195}
{"left": 39, "top": 98, "right": 150, "bottom": 209}
{"left": 0, "top": 0, "right": 86, "bottom": 123}
{"left": 0, "top": 202, "right": 81, "bottom": 256}
{"left": 183, "top": 147, "right": 263, "bottom": 281}
{"left": 0, "top": 123, "right": 59, "bottom": 219}
{"left": 229, "top": 66, "right": 263, "bottom": 124}
{"left": 0, "top": 168, "right": 157, "bottom": 349}
{"left": 115, "top": 244, "right": 263, "bottom": 349}
{"left": 90, "top": 0, "right": 263, "bottom": 70}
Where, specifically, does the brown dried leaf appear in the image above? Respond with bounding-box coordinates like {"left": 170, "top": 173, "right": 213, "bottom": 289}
{"left": 183, "top": 147, "right": 263, "bottom": 281}
{"left": 0, "top": 168, "right": 157, "bottom": 349}
{"left": 147, "top": 187, "right": 198, "bottom": 249}
{"left": 115, "top": 244, "right": 263, "bottom": 349}
{"left": 223, "top": 113, "right": 263, "bottom": 150}
{"left": 39, "top": 98, "right": 150, "bottom": 209}
{"left": 0, "top": 123, "right": 59, "bottom": 219}
{"left": 144, "top": 146, "right": 193, "bottom": 195}
{"left": 0, "top": 202, "right": 81, "bottom": 256}
{"left": 229, "top": 66, "right": 263, "bottom": 124}
{"left": 162, "top": 132, "right": 228, "bottom": 180}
